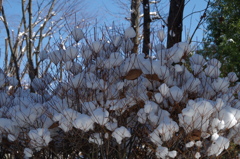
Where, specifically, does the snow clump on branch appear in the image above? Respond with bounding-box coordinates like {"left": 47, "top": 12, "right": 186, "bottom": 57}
{"left": 0, "top": 27, "right": 239, "bottom": 158}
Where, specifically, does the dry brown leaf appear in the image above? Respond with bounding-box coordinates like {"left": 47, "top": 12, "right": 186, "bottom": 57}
{"left": 145, "top": 74, "right": 160, "bottom": 81}
{"left": 188, "top": 129, "right": 201, "bottom": 141}
{"left": 125, "top": 69, "right": 142, "bottom": 80}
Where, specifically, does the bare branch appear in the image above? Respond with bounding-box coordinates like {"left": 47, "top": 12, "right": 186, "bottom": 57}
{"left": 188, "top": 0, "right": 211, "bottom": 43}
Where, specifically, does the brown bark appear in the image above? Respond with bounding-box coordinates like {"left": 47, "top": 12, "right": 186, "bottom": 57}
{"left": 131, "top": 0, "right": 141, "bottom": 53}
{"left": 142, "top": 0, "right": 151, "bottom": 57}
{"left": 0, "top": 0, "right": 3, "bottom": 12}
{"left": 4, "top": 39, "right": 8, "bottom": 73}
{"left": 27, "top": 0, "right": 37, "bottom": 83}
{"left": 167, "top": 0, "right": 185, "bottom": 48}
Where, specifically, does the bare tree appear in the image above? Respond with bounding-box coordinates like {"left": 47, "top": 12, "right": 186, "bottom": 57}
{"left": 131, "top": 0, "right": 141, "bottom": 53}
{"left": 111, "top": 0, "right": 210, "bottom": 53}
{"left": 142, "top": 0, "right": 151, "bottom": 56}
{"left": 113, "top": 0, "right": 160, "bottom": 55}
{"left": 167, "top": 0, "right": 185, "bottom": 48}
{"left": 0, "top": 0, "right": 93, "bottom": 87}
{"left": 0, "top": 0, "right": 2, "bottom": 11}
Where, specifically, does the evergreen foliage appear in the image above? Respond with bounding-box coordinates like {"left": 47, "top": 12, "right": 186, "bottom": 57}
{"left": 201, "top": 0, "right": 240, "bottom": 77}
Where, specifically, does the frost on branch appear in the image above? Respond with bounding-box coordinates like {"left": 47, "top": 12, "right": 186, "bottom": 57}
{"left": 0, "top": 28, "right": 239, "bottom": 158}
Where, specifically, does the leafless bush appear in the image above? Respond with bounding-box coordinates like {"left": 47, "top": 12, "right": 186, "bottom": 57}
{"left": 0, "top": 25, "right": 239, "bottom": 159}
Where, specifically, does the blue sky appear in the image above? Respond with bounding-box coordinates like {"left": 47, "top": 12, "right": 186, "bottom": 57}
{"left": 1, "top": 0, "right": 208, "bottom": 42}
{"left": 88, "top": 0, "right": 208, "bottom": 42}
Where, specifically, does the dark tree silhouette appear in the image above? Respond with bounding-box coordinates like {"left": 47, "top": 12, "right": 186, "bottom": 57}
{"left": 167, "top": 0, "right": 185, "bottom": 48}
{"left": 142, "top": 0, "right": 151, "bottom": 56}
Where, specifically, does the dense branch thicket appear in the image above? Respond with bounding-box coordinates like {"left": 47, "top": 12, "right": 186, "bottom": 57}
{"left": 0, "top": 0, "right": 91, "bottom": 85}
{"left": 0, "top": 27, "right": 239, "bottom": 159}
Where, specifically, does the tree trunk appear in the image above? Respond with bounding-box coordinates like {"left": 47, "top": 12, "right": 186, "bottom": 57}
{"left": 167, "top": 0, "right": 185, "bottom": 48}
{"left": 27, "top": 0, "right": 37, "bottom": 83}
{"left": 0, "top": 0, "right": 3, "bottom": 12}
{"left": 4, "top": 39, "right": 8, "bottom": 73}
{"left": 142, "top": 0, "right": 151, "bottom": 57}
{"left": 131, "top": 0, "right": 141, "bottom": 53}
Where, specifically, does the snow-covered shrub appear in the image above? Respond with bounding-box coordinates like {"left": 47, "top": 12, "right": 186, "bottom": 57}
{"left": 0, "top": 27, "right": 239, "bottom": 158}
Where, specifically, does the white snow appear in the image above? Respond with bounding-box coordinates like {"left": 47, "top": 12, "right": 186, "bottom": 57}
{"left": 186, "top": 141, "right": 195, "bottom": 148}
{"left": 149, "top": 130, "right": 162, "bottom": 145}
{"left": 195, "top": 152, "right": 201, "bottom": 159}
{"left": 105, "top": 121, "right": 118, "bottom": 131}
{"left": 124, "top": 27, "right": 136, "bottom": 39}
{"left": 207, "top": 135, "right": 229, "bottom": 156}
{"left": 154, "top": 93, "right": 163, "bottom": 103}
{"left": 89, "top": 133, "right": 103, "bottom": 145}
{"left": 169, "top": 86, "right": 183, "bottom": 102}
{"left": 73, "top": 114, "right": 94, "bottom": 132}
{"left": 168, "top": 150, "right": 177, "bottom": 158}
{"left": 153, "top": 65, "right": 170, "bottom": 80}
{"left": 228, "top": 72, "right": 238, "bottom": 82}
{"left": 195, "top": 141, "right": 202, "bottom": 147}
{"left": 157, "top": 29, "right": 165, "bottom": 42}
{"left": 28, "top": 128, "right": 52, "bottom": 148}
{"left": 64, "top": 46, "right": 79, "bottom": 61}
{"left": 121, "top": 39, "right": 134, "bottom": 53}
{"left": 92, "top": 41, "right": 102, "bottom": 52}
{"left": 91, "top": 108, "right": 109, "bottom": 125}
{"left": 219, "top": 107, "right": 237, "bottom": 129}
{"left": 113, "top": 35, "right": 122, "bottom": 47}
{"left": 208, "top": 58, "right": 221, "bottom": 68}
{"left": 38, "top": 50, "right": 48, "bottom": 61}
{"left": 137, "top": 108, "right": 147, "bottom": 124}
{"left": 112, "top": 126, "right": 131, "bottom": 144}
{"left": 48, "top": 50, "right": 63, "bottom": 64}
{"left": 7, "top": 76, "right": 19, "bottom": 86}
{"left": 156, "top": 146, "right": 168, "bottom": 158}
{"left": 157, "top": 120, "right": 179, "bottom": 141}
{"left": 71, "top": 28, "right": 84, "bottom": 42}
{"left": 8, "top": 134, "right": 17, "bottom": 142}
{"left": 24, "top": 148, "right": 33, "bottom": 158}
{"left": 159, "top": 83, "right": 169, "bottom": 97}
{"left": 205, "top": 65, "right": 221, "bottom": 78}
{"left": 64, "top": 61, "right": 73, "bottom": 70}
{"left": 189, "top": 54, "right": 206, "bottom": 66}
